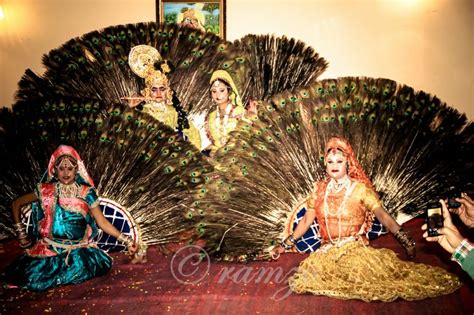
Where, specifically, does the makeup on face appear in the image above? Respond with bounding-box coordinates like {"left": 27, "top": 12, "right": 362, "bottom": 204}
{"left": 325, "top": 151, "right": 348, "bottom": 181}
{"left": 210, "top": 80, "right": 230, "bottom": 106}
{"left": 151, "top": 85, "right": 168, "bottom": 102}
{"left": 55, "top": 157, "right": 78, "bottom": 185}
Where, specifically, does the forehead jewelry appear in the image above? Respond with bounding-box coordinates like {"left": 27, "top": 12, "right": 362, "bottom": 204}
{"left": 212, "top": 80, "right": 224, "bottom": 87}
{"left": 57, "top": 157, "right": 75, "bottom": 169}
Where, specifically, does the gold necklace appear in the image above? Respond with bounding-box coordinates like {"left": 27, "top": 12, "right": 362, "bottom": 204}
{"left": 323, "top": 180, "right": 355, "bottom": 244}
{"left": 215, "top": 103, "right": 232, "bottom": 146}
{"left": 57, "top": 182, "right": 80, "bottom": 198}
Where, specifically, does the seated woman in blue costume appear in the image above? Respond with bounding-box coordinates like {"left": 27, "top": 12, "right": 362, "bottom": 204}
{"left": 4, "top": 145, "right": 138, "bottom": 291}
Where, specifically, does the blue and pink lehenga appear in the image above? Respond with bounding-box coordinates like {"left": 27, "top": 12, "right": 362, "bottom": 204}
{"left": 5, "top": 182, "right": 112, "bottom": 291}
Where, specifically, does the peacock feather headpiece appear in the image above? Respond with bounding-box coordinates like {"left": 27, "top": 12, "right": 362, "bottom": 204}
{"left": 128, "top": 45, "right": 172, "bottom": 100}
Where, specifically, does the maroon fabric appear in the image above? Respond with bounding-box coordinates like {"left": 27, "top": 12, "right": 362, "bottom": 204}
{"left": 1, "top": 218, "right": 473, "bottom": 314}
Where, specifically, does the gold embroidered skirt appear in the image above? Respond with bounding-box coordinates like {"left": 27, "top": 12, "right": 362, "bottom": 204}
{"left": 288, "top": 241, "right": 462, "bottom": 302}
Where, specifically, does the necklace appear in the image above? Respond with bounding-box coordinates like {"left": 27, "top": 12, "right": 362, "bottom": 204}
{"left": 57, "top": 182, "right": 80, "bottom": 198}
{"left": 323, "top": 179, "right": 355, "bottom": 245}
{"left": 148, "top": 101, "right": 167, "bottom": 113}
{"left": 215, "top": 103, "right": 232, "bottom": 146}
{"left": 327, "top": 176, "right": 351, "bottom": 194}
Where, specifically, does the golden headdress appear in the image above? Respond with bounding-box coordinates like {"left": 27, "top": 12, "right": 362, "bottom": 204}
{"left": 210, "top": 70, "right": 243, "bottom": 107}
{"left": 128, "top": 45, "right": 172, "bottom": 100}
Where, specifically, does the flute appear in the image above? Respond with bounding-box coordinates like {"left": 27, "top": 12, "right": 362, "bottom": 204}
{"left": 120, "top": 96, "right": 156, "bottom": 101}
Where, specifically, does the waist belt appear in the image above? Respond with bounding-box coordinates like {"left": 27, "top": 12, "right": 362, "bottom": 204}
{"left": 43, "top": 237, "right": 92, "bottom": 265}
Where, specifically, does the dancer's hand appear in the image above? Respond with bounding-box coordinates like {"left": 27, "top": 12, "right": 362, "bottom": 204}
{"left": 247, "top": 100, "right": 258, "bottom": 116}
{"left": 121, "top": 96, "right": 146, "bottom": 108}
{"left": 130, "top": 242, "right": 148, "bottom": 264}
{"left": 130, "top": 254, "right": 147, "bottom": 264}
{"left": 405, "top": 242, "right": 416, "bottom": 259}
{"left": 127, "top": 243, "right": 138, "bottom": 256}
{"left": 270, "top": 245, "right": 286, "bottom": 260}
{"left": 18, "top": 237, "right": 32, "bottom": 249}
{"left": 422, "top": 200, "right": 464, "bottom": 253}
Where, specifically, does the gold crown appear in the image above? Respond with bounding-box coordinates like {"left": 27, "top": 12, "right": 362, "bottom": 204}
{"left": 129, "top": 45, "right": 170, "bottom": 87}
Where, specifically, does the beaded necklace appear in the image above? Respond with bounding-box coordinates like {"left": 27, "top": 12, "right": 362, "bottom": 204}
{"left": 215, "top": 103, "right": 233, "bottom": 146}
{"left": 323, "top": 178, "right": 355, "bottom": 245}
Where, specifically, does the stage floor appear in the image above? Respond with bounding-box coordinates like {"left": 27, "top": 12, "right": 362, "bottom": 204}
{"left": 1, "top": 218, "right": 473, "bottom": 314}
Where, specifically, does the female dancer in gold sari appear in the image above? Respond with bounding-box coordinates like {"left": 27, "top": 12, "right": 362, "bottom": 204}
{"left": 285, "top": 137, "right": 461, "bottom": 302}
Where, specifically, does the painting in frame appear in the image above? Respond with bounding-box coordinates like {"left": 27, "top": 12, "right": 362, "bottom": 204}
{"left": 156, "top": 0, "right": 227, "bottom": 39}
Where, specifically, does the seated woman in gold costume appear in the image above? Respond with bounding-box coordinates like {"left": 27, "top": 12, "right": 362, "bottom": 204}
{"left": 123, "top": 45, "right": 201, "bottom": 149}
{"left": 281, "top": 137, "right": 461, "bottom": 302}
{"left": 202, "top": 70, "right": 256, "bottom": 155}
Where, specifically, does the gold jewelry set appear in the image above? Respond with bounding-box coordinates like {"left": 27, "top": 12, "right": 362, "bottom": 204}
{"left": 214, "top": 103, "right": 233, "bottom": 146}
{"left": 57, "top": 156, "right": 76, "bottom": 169}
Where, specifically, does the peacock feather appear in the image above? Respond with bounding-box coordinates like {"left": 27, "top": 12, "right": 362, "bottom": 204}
{"left": 233, "top": 34, "right": 329, "bottom": 101}
{"left": 0, "top": 96, "right": 213, "bottom": 247}
{"left": 185, "top": 77, "right": 473, "bottom": 260}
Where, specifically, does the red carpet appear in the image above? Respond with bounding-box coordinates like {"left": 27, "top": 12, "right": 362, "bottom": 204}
{"left": 1, "top": 218, "right": 473, "bottom": 314}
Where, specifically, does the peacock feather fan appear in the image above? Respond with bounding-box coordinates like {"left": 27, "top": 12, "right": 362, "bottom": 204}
{"left": 15, "top": 22, "right": 254, "bottom": 119}
{"left": 185, "top": 77, "right": 473, "bottom": 260}
{"left": 233, "top": 34, "right": 329, "bottom": 101}
{"left": 0, "top": 96, "right": 213, "bottom": 247}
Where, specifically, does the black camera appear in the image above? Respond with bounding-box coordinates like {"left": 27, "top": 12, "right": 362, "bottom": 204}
{"left": 446, "top": 187, "right": 461, "bottom": 209}
{"left": 426, "top": 201, "right": 443, "bottom": 237}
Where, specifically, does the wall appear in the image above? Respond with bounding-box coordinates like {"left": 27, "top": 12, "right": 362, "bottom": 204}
{"left": 0, "top": 0, "right": 472, "bottom": 118}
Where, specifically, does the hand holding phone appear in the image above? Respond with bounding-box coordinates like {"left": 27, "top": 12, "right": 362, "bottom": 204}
{"left": 426, "top": 201, "right": 443, "bottom": 237}
{"left": 422, "top": 200, "right": 464, "bottom": 254}
{"left": 447, "top": 189, "right": 461, "bottom": 209}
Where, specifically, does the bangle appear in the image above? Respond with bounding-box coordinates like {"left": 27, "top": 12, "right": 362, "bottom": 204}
{"left": 117, "top": 233, "right": 134, "bottom": 248}
{"left": 135, "top": 242, "right": 148, "bottom": 257}
{"left": 13, "top": 222, "right": 24, "bottom": 232}
{"left": 13, "top": 222, "right": 27, "bottom": 239}
{"left": 280, "top": 236, "right": 294, "bottom": 250}
{"left": 395, "top": 228, "right": 415, "bottom": 249}
{"left": 280, "top": 241, "right": 293, "bottom": 250}
{"left": 17, "top": 231, "right": 28, "bottom": 240}
{"left": 289, "top": 234, "right": 298, "bottom": 244}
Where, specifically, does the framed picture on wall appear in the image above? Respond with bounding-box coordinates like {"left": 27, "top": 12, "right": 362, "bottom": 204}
{"left": 156, "top": 0, "right": 227, "bottom": 39}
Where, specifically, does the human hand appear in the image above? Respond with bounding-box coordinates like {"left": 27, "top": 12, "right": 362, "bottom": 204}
{"left": 127, "top": 243, "right": 138, "bottom": 256}
{"left": 422, "top": 200, "right": 464, "bottom": 253}
{"left": 405, "top": 241, "right": 416, "bottom": 259}
{"left": 121, "top": 96, "right": 146, "bottom": 108}
{"left": 247, "top": 100, "right": 258, "bottom": 116}
{"left": 395, "top": 228, "right": 416, "bottom": 259}
{"left": 130, "top": 242, "right": 148, "bottom": 264}
{"left": 270, "top": 245, "right": 286, "bottom": 260}
{"left": 18, "top": 237, "right": 32, "bottom": 249}
{"left": 449, "top": 192, "right": 474, "bottom": 227}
